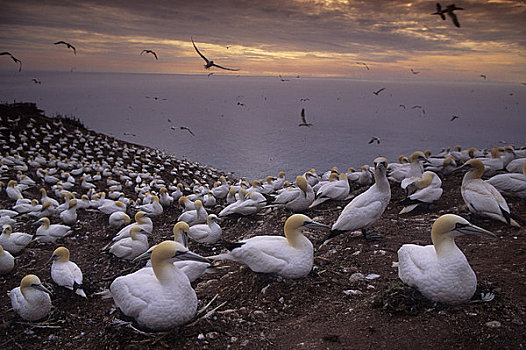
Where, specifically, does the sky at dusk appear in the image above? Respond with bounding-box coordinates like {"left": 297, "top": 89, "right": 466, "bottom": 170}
{"left": 1, "top": 0, "right": 525, "bottom": 82}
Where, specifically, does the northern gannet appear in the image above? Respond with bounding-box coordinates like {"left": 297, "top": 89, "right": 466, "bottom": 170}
{"left": 6, "top": 180, "right": 23, "bottom": 200}
{"left": 137, "top": 195, "right": 163, "bottom": 216}
{"left": 35, "top": 217, "right": 72, "bottom": 243}
{"left": 110, "top": 241, "right": 209, "bottom": 331}
{"left": 59, "top": 198, "right": 78, "bottom": 225}
{"left": 460, "top": 159, "right": 520, "bottom": 227}
{"left": 39, "top": 188, "right": 59, "bottom": 206}
{"left": 399, "top": 171, "right": 443, "bottom": 214}
{"left": 54, "top": 41, "right": 76, "bottom": 54}
{"left": 191, "top": 37, "right": 240, "bottom": 71}
{"left": 188, "top": 214, "right": 222, "bottom": 243}
{"left": 49, "top": 247, "right": 86, "bottom": 298}
{"left": 111, "top": 211, "right": 153, "bottom": 242}
{"left": 219, "top": 191, "right": 266, "bottom": 217}
{"left": 309, "top": 173, "right": 350, "bottom": 208}
{"left": 328, "top": 157, "right": 391, "bottom": 241}
{"left": 401, "top": 151, "right": 428, "bottom": 190}
{"left": 9, "top": 274, "right": 52, "bottom": 321}
{"left": 0, "top": 224, "right": 32, "bottom": 254}
{"left": 0, "top": 244, "right": 14, "bottom": 274}
{"left": 485, "top": 161, "right": 526, "bottom": 199}
{"left": 109, "top": 226, "right": 149, "bottom": 260}
{"left": 398, "top": 214, "right": 495, "bottom": 304}
{"left": 98, "top": 200, "right": 126, "bottom": 215}
{"left": 272, "top": 176, "right": 315, "bottom": 212}
{"left": 109, "top": 211, "right": 131, "bottom": 229}
{"left": 177, "top": 199, "right": 208, "bottom": 226}
{"left": 209, "top": 214, "right": 329, "bottom": 278}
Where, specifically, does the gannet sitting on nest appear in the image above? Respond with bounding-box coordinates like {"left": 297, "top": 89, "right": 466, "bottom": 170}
{"left": 219, "top": 191, "right": 266, "bottom": 217}
{"left": 327, "top": 157, "right": 391, "bottom": 241}
{"left": 309, "top": 173, "right": 350, "bottom": 208}
{"left": 399, "top": 171, "right": 443, "bottom": 214}
{"left": 460, "top": 159, "right": 520, "bottom": 227}
{"left": 110, "top": 241, "right": 209, "bottom": 331}
{"left": 485, "top": 161, "right": 526, "bottom": 199}
{"left": 59, "top": 198, "right": 78, "bottom": 225}
{"left": 9, "top": 274, "right": 52, "bottom": 321}
{"left": 109, "top": 226, "right": 149, "bottom": 260}
{"left": 49, "top": 247, "right": 87, "bottom": 298}
{"left": 0, "top": 244, "right": 15, "bottom": 275}
{"left": 398, "top": 214, "right": 495, "bottom": 304}
{"left": 401, "top": 151, "right": 429, "bottom": 190}
{"left": 0, "top": 224, "right": 32, "bottom": 254}
{"left": 271, "top": 176, "right": 315, "bottom": 212}
{"left": 209, "top": 214, "right": 329, "bottom": 278}
{"left": 188, "top": 214, "right": 222, "bottom": 243}
{"left": 108, "top": 211, "right": 131, "bottom": 229}
{"left": 177, "top": 199, "right": 208, "bottom": 226}
{"left": 35, "top": 217, "right": 72, "bottom": 243}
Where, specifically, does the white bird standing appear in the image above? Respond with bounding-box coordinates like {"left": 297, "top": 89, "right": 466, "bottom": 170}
{"left": 209, "top": 214, "right": 329, "bottom": 279}
{"left": 188, "top": 214, "right": 223, "bottom": 243}
{"left": 0, "top": 224, "right": 32, "bottom": 254}
{"left": 35, "top": 217, "right": 72, "bottom": 243}
{"left": 398, "top": 214, "right": 495, "bottom": 304}
{"left": 460, "top": 159, "right": 520, "bottom": 227}
{"left": 49, "top": 247, "right": 87, "bottom": 298}
{"left": 328, "top": 157, "right": 391, "bottom": 241}
{"left": 0, "top": 244, "right": 15, "bottom": 274}
{"left": 110, "top": 240, "right": 209, "bottom": 331}
{"left": 9, "top": 274, "right": 52, "bottom": 321}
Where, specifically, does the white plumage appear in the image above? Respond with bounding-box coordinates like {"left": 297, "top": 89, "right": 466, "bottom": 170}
{"left": 0, "top": 244, "right": 15, "bottom": 275}
{"left": 399, "top": 171, "right": 443, "bottom": 214}
{"left": 188, "top": 214, "right": 223, "bottom": 243}
{"left": 35, "top": 217, "right": 72, "bottom": 243}
{"left": 272, "top": 176, "right": 314, "bottom": 212}
{"left": 398, "top": 214, "right": 495, "bottom": 304}
{"left": 9, "top": 274, "right": 52, "bottom": 321}
{"left": 485, "top": 162, "right": 526, "bottom": 199}
{"left": 0, "top": 224, "right": 32, "bottom": 254}
{"left": 109, "top": 226, "right": 149, "bottom": 260}
{"left": 50, "top": 247, "right": 86, "bottom": 297}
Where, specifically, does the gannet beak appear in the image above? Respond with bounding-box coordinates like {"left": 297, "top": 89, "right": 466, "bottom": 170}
{"left": 174, "top": 250, "right": 211, "bottom": 264}
{"left": 33, "top": 283, "right": 52, "bottom": 294}
{"left": 45, "top": 255, "right": 57, "bottom": 265}
{"left": 303, "top": 221, "right": 330, "bottom": 230}
{"left": 133, "top": 249, "right": 152, "bottom": 262}
{"left": 455, "top": 223, "right": 496, "bottom": 238}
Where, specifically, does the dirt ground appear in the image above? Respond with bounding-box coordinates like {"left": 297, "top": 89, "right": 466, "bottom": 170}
{"left": 0, "top": 103, "right": 525, "bottom": 349}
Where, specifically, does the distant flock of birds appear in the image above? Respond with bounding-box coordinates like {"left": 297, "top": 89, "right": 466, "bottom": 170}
{"left": 0, "top": 110, "right": 524, "bottom": 331}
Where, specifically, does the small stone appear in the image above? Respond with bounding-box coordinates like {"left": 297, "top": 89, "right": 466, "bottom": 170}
{"left": 349, "top": 272, "right": 365, "bottom": 283}
{"left": 198, "top": 333, "right": 205, "bottom": 340}
{"left": 343, "top": 289, "right": 363, "bottom": 296}
{"left": 206, "top": 331, "right": 219, "bottom": 340}
{"left": 485, "top": 321, "right": 501, "bottom": 328}
{"left": 278, "top": 297, "right": 284, "bottom": 304}
{"left": 365, "top": 273, "right": 380, "bottom": 280}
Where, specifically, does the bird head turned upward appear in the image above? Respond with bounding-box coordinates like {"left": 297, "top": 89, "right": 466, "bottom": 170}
{"left": 431, "top": 214, "right": 495, "bottom": 255}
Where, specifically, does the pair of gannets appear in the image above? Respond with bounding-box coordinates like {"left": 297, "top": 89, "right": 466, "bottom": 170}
{"left": 210, "top": 214, "right": 328, "bottom": 278}
{"left": 177, "top": 199, "right": 208, "bottom": 226}
{"left": 272, "top": 176, "right": 315, "bottom": 212}
{"left": 400, "top": 151, "right": 428, "bottom": 190}
{"left": 460, "top": 159, "right": 520, "bottom": 227}
{"left": 111, "top": 240, "right": 210, "bottom": 331}
{"left": 109, "top": 226, "right": 149, "bottom": 260}
{"left": 219, "top": 191, "right": 266, "bottom": 217}
{"left": 0, "top": 224, "right": 32, "bottom": 254}
{"left": 49, "top": 247, "right": 87, "bottom": 297}
{"left": 138, "top": 195, "right": 163, "bottom": 216}
{"left": 328, "top": 157, "right": 391, "bottom": 241}
{"left": 309, "top": 173, "right": 350, "bottom": 208}
{"left": 9, "top": 274, "right": 52, "bottom": 321}
{"left": 35, "top": 217, "right": 72, "bottom": 243}
{"left": 398, "top": 214, "right": 495, "bottom": 304}
{"left": 112, "top": 211, "right": 153, "bottom": 242}
{"left": 399, "top": 171, "right": 443, "bottom": 214}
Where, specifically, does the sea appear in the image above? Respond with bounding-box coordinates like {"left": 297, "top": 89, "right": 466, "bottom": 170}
{"left": 1, "top": 71, "right": 524, "bottom": 180}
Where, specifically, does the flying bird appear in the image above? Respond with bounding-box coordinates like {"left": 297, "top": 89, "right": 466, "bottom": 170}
{"left": 431, "top": 3, "right": 446, "bottom": 20}
{"left": 54, "top": 41, "right": 76, "bottom": 54}
{"left": 0, "top": 52, "right": 22, "bottom": 72}
{"left": 373, "top": 88, "right": 386, "bottom": 96}
{"left": 368, "top": 137, "right": 381, "bottom": 144}
{"left": 279, "top": 74, "right": 290, "bottom": 82}
{"left": 445, "top": 4, "right": 463, "bottom": 28}
{"left": 399, "top": 104, "right": 406, "bottom": 109}
{"left": 141, "top": 50, "right": 158, "bottom": 60}
{"left": 180, "top": 126, "right": 195, "bottom": 136}
{"left": 450, "top": 115, "right": 460, "bottom": 121}
{"left": 191, "top": 37, "right": 239, "bottom": 71}
{"left": 208, "top": 72, "right": 214, "bottom": 77}
{"left": 298, "top": 108, "right": 312, "bottom": 127}
{"left": 410, "top": 68, "right": 420, "bottom": 75}
{"left": 31, "top": 78, "right": 41, "bottom": 84}
{"left": 356, "top": 62, "right": 370, "bottom": 70}
{"left": 480, "top": 74, "right": 487, "bottom": 80}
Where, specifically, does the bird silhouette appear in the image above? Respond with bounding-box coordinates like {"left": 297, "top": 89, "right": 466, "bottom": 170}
{"left": 180, "top": 126, "right": 195, "bottom": 136}
{"left": 368, "top": 137, "right": 381, "bottom": 144}
{"left": 445, "top": 4, "right": 463, "bottom": 28}
{"left": 0, "top": 52, "right": 22, "bottom": 72}
{"left": 410, "top": 68, "right": 420, "bottom": 75}
{"left": 141, "top": 50, "right": 158, "bottom": 60}
{"left": 431, "top": 3, "right": 446, "bottom": 20}
{"left": 191, "top": 37, "right": 239, "bottom": 71}
{"left": 450, "top": 115, "right": 460, "bottom": 121}
{"left": 279, "top": 74, "right": 290, "bottom": 82}
{"left": 480, "top": 74, "right": 487, "bottom": 80}
{"left": 356, "top": 62, "right": 370, "bottom": 70}
{"left": 54, "top": 41, "right": 76, "bottom": 54}
{"left": 373, "top": 88, "right": 386, "bottom": 96}
{"left": 298, "top": 108, "right": 312, "bottom": 127}
{"left": 31, "top": 78, "right": 41, "bottom": 84}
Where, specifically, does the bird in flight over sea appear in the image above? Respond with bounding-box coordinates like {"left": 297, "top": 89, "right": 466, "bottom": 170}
{"left": 410, "top": 69, "right": 420, "bottom": 75}
{"left": 31, "top": 78, "right": 41, "bottom": 84}
{"left": 279, "top": 74, "right": 290, "bottom": 82}
{"left": 0, "top": 52, "right": 22, "bottom": 72}
{"left": 298, "top": 108, "right": 312, "bottom": 127}
{"left": 191, "top": 37, "right": 239, "bottom": 71}
{"left": 180, "top": 126, "right": 195, "bottom": 136}
{"left": 431, "top": 3, "right": 446, "bottom": 20}
{"left": 480, "top": 74, "right": 487, "bottom": 80}
{"left": 368, "top": 137, "right": 381, "bottom": 144}
{"left": 356, "top": 62, "right": 370, "bottom": 71}
{"left": 141, "top": 50, "right": 158, "bottom": 60}
{"left": 54, "top": 41, "right": 76, "bottom": 54}
{"left": 450, "top": 115, "right": 460, "bottom": 121}
{"left": 432, "top": 3, "right": 463, "bottom": 28}
{"left": 373, "top": 88, "right": 386, "bottom": 96}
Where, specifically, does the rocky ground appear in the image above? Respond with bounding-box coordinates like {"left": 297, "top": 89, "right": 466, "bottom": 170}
{"left": 0, "top": 103, "right": 525, "bottom": 349}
